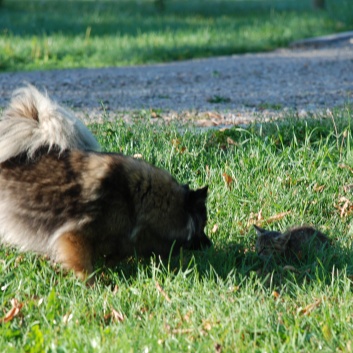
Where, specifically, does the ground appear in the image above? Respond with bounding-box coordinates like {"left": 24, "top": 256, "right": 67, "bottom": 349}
{"left": 0, "top": 34, "right": 352, "bottom": 127}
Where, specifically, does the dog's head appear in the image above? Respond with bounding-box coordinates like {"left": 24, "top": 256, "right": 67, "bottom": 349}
{"left": 122, "top": 158, "right": 212, "bottom": 257}
{"left": 182, "top": 185, "right": 212, "bottom": 250}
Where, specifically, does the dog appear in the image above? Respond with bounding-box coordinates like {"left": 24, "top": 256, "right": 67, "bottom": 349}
{"left": 0, "top": 85, "right": 211, "bottom": 281}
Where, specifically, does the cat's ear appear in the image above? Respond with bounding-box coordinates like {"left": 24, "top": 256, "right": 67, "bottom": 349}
{"left": 253, "top": 224, "right": 267, "bottom": 237}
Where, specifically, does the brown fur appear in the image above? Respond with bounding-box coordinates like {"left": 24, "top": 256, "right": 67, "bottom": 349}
{"left": 0, "top": 87, "right": 211, "bottom": 282}
{"left": 55, "top": 231, "right": 94, "bottom": 281}
{"left": 0, "top": 148, "right": 211, "bottom": 281}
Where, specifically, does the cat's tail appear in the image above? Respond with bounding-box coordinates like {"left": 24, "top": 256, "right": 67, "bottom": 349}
{"left": 0, "top": 85, "right": 100, "bottom": 163}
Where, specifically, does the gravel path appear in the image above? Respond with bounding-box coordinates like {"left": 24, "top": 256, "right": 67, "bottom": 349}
{"left": 0, "top": 35, "right": 352, "bottom": 127}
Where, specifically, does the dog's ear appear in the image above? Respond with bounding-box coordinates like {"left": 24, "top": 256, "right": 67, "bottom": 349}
{"left": 184, "top": 185, "right": 208, "bottom": 210}
{"left": 194, "top": 185, "right": 208, "bottom": 200}
{"left": 197, "top": 185, "right": 208, "bottom": 198}
{"left": 188, "top": 185, "right": 208, "bottom": 207}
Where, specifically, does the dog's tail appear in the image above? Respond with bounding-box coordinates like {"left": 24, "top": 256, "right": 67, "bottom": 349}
{"left": 0, "top": 85, "right": 100, "bottom": 163}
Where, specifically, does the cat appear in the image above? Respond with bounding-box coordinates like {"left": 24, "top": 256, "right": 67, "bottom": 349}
{"left": 0, "top": 85, "right": 212, "bottom": 282}
{"left": 254, "top": 224, "right": 329, "bottom": 261}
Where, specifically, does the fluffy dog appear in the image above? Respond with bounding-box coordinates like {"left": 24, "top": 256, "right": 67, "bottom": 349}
{"left": 0, "top": 86, "right": 211, "bottom": 281}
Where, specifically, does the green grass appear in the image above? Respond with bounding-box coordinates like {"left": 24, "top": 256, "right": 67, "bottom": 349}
{"left": 0, "top": 0, "right": 352, "bottom": 72}
{"left": 2, "top": 108, "right": 353, "bottom": 351}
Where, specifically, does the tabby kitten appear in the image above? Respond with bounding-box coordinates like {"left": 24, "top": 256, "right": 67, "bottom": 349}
{"left": 254, "top": 225, "right": 329, "bottom": 261}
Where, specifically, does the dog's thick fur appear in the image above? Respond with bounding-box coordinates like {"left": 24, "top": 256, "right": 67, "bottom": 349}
{"left": 0, "top": 86, "right": 211, "bottom": 281}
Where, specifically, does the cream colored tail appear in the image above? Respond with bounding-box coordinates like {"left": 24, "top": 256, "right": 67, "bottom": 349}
{"left": 0, "top": 85, "right": 100, "bottom": 163}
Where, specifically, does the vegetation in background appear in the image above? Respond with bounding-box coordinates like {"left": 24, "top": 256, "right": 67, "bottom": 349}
{"left": 1, "top": 1, "right": 353, "bottom": 351}
{"left": 0, "top": 0, "right": 351, "bottom": 72}
{"left": 1, "top": 108, "right": 353, "bottom": 351}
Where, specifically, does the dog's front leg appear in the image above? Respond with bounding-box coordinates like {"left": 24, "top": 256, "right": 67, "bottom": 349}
{"left": 54, "top": 231, "right": 94, "bottom": 284}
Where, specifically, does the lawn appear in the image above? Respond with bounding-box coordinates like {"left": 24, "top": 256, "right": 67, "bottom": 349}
{"left": 0, "top": 0, "right": 352, "bottom": 72}
{"left": 1, "top": 109, "right": 353, "bottom": 352}
{"left": 1, "top": 0, "right": 353, "bottom": 351}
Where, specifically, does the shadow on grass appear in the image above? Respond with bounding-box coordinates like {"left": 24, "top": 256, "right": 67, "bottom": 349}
{"left": 99, "top": 236, "right": 353, "bottom": 290}
{"left": 2, "top": 236, "right": 351, "bottom": 290}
